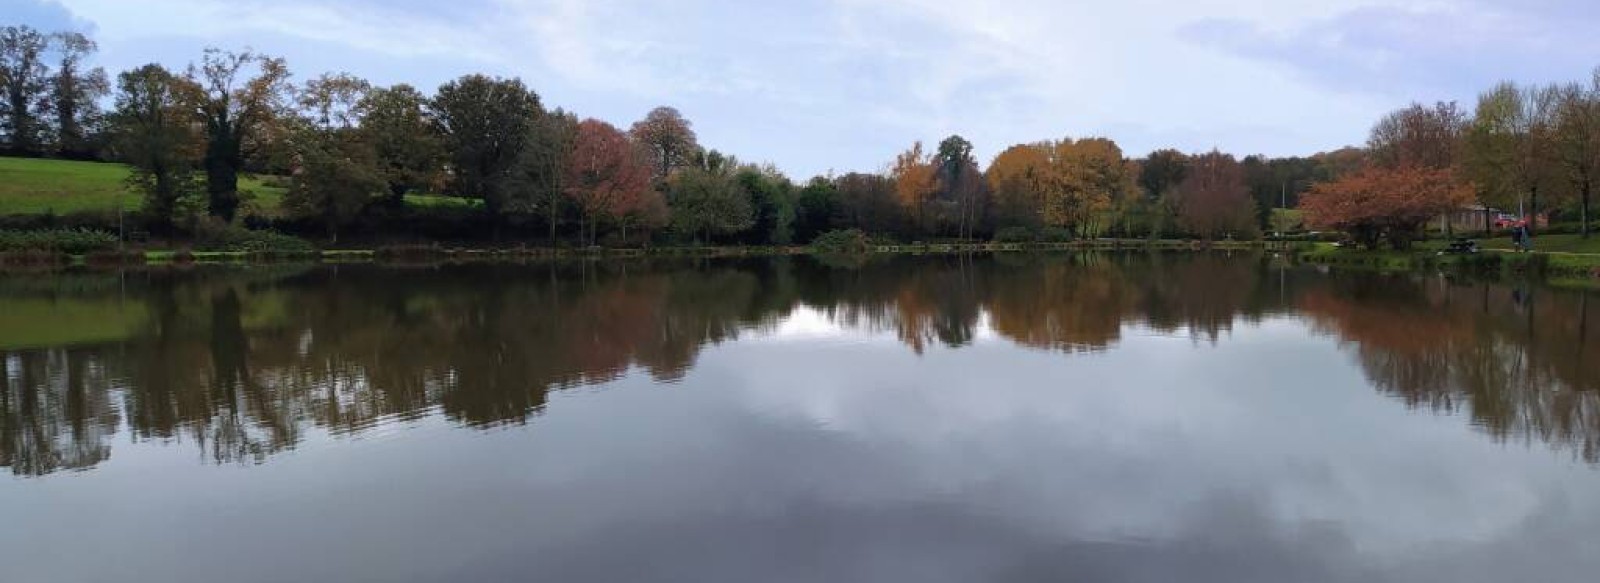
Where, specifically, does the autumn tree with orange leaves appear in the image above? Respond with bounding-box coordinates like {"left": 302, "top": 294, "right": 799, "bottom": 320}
{"left": 1300, "top": 166, "right": 1474, "bottom": 249}
{"left": 1046, "top": 138, "right": 1135, "bottom": 237}
{"left": 986, "top": 143, "right": 1051, "bottom": 229}
{"left": 565, "top": 119, "right": 653, "bottom": 246}
{"left": 892, "top": 141, "right": 938, "bottom": 235}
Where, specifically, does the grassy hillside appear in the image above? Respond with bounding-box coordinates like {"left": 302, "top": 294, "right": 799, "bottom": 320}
{"left": 0, "top": 157, "right": 475, "bottom": 216}
{"left": 0, "top": 157, "right": 287, "bottom": 214}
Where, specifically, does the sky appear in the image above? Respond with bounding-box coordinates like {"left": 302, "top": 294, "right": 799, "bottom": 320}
{"left": 12, "top": 0, "right": 1600, "bottom": 178}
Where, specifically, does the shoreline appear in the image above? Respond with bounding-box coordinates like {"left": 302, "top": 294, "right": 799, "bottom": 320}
{"left": 5, "top": 239, "right": 1599, "bottom": 281}
{"left": 0, "top": 239, "right": 1298, "bottom": 268}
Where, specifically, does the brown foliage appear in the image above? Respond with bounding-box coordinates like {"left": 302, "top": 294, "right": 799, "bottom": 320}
{"left": 1173, "top": 150, "right": 1255, "bottom": 239}
{"left": 629, "top": 106, "right": 698, "bottom": 183}
{"left": 1300, "top": 165, "right": 1475, "bottom": 249}
{"left": 892, "top": 141, "right": 938, "bottom": 232}
{"left": 1368, "top": 101, "right": 1466, "bottom": 171}
{"left": 565, "top": 119, "right": 652, "bottom": 245}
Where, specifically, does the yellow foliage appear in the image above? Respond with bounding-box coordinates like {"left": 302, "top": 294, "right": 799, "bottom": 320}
{"left": 892, "top": 141, "right": 938, "bottom": 229}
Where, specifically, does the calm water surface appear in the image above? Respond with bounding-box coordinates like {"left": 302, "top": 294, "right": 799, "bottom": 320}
{"left": 3, "top": 254, "right": 1599, "bottom": 582}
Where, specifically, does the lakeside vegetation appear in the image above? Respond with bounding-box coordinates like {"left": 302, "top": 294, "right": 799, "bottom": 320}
{"left": 2, "top": 24, "right": 1600, "bottom": 273}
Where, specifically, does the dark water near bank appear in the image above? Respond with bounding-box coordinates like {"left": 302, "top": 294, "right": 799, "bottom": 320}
{"left": 4, "top": 253, "right": 1600, "bottom": 583}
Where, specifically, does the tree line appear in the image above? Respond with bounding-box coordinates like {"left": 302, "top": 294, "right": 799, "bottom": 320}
{"left": 4, "top": 25, "right": 1599, "bottom": 247}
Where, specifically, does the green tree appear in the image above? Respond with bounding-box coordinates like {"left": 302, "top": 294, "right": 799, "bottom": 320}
{"left": 1465, "top": 82, "right": 1560, "bottom": 235}
{"left": 355, "top": 84, "right": 443, "bottom": 208}
{"left": 431, "top": 74, "right": 542, "bottom": 221}
{"left": 283, "top": 123, "right": 382, "bottom": 241}
{"left": 669, "top": 164, "right": 753, "bottom": 243}
{"left": 0, "top": 25, "right": 53, "bottom": 156}
{"left": 49, "top": 31, "right": 109, "bottom": 159}
{"left": 283, "top": 73, "right": 381, "bottom": 240}
{"left": 795, "top": 176, "right": 840, "bottom": 243}
{"left": 1138, "top": 149, "right": 1188, "bottom": 200}
{"left": 507, "top": 108, "right": 579, "bottom": 245}
{"left": 1552, "top": 72, "right": 1600, "bottom": 238}
{"left": 935, "top": 135, "right": 984, "bottom": 239}
{"left": 736, "top": 164, "right": 796, "bottom": 245}
{"left": 189, "top": 48, "right": 292, "bottom": 222}
{"left": 297, "top": 72, "right": 369, "bottom": 130}
{"left": 1241, "top": 155, "right": 1318, "bottom": 230}
{"left": 1137, "top": 149, "right": 1188, "bottom": 237}
{"left": 110, "top": 64, "right": 202, "bottom": 233}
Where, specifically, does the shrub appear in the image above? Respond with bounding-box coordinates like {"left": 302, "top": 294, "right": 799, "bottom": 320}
{"left": 0, "top": 228, "right": 120, "bottom": 254}
{"left": 810, "top": 229, "right": 871, "bottom": 253}
{"left": 993, "top": 227, "right": 1035, "bottom": 243}
{"left": 1038, "top": 227, "right": 1075, "bottom": 243}
{"left": 192, "top": 218, "right": 317, "bottom": 253}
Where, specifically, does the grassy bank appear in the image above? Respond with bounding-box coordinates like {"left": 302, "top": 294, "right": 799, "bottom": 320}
{"left": 1297, "top": 241, "right": 1600, "bottom": 278}
{"left": 0, "top": 157, "right": 476, "bottom": 216}
{"left": 1478, "top": 233, "right": 1600, "bottom": 254}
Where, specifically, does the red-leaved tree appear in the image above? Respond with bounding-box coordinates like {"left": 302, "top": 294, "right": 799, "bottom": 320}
{"left": 1300, "top": 166, "right": 1475, "bottom": 249}
{"left": 565, "top": 119, "right": 652, "bottom": 246}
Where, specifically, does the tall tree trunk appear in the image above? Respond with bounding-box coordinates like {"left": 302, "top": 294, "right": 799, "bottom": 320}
{"left": 205, "top": 126, "right": 241, "bottom": 222}
{"left": 388, "top": 183, "right": 407, "bottom": 210}
{"left": 1529, "top": 185, "right": 1539, "bottom": 237}
{"left": 1583, "top": 178, "right": 1593, "bottom": 239}
{"left": 205, "top": 157, "right": 240, "bottom": 222}
{"left": 547, "top": 194, "right": 558, "bottom": 248}
{"left": 1483, "top": 207, "right": 1492, "bottom": 238}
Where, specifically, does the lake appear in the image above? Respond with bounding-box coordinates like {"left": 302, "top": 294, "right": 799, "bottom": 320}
{"left": 3, "top": 253, "right": 1599, "bottom": 583}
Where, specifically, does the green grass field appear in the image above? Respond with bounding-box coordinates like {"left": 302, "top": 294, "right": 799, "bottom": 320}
{"left": 0, "top": 157, "right": 477, "bottom": 216}
{"left": 1477, "top": 233, "right": 1600, "bottom": 254}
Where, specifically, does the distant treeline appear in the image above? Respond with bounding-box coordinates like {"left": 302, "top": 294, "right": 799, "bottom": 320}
{"left": 2, "top": 24, "right": 1598, "bottom": 248}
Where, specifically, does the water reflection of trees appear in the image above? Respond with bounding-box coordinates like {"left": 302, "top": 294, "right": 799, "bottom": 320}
{"left": 1300, "top": 274, "right": 1600, "bottom": 461}
{"left": 4, "top": 255, "right": 1599, "bottom": 475}
{"left": 1, "top": 261, "right": 793, "bottom": 474}
{"left": 0, "top": 350, "right": 118, "bottom": 475}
